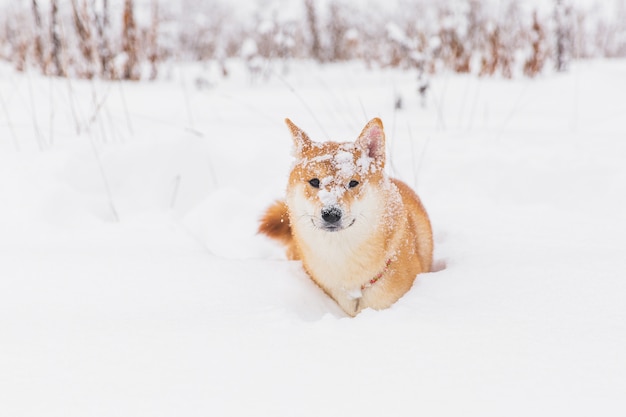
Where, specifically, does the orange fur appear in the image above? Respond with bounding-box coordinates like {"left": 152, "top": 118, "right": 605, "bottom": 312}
{"left": 259, "top": 118, "right": 433, "bottom": 316}
{"left": 258, "top": 200, "right": 299, "bottom": 260}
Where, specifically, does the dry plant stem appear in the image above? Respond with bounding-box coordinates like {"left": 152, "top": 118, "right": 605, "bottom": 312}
{"left": 64, "top": 75, "right": 82, "bottom": 135}
{"left": 0, "top": 90, "right": 20, "bottom": 151}
{"left": 116, "top": 80, "right": 134, "bottom": 136}
{"left": 26, "top": 72, "right": 45, "bottom": 151}
{"left": 89, "top": 135, "right": 119, "bottom": 222}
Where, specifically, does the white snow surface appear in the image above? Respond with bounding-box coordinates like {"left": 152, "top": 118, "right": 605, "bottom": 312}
{"left": 1, "top": 59, "right": 626, "bottom": 416}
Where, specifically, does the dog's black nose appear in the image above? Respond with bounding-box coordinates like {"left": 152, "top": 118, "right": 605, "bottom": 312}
{"left": 321, "top": 207, "right": 342, "bottom": 224}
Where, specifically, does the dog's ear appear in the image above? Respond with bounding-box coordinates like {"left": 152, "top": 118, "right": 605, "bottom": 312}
{"left": 285, "top": 118, "right": 312, "bottom": 156}
{"left": 356, "top": 118, "right": 385, "bottom": 165}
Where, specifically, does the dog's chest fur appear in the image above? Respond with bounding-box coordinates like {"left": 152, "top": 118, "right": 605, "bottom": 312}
{"left": 288, "top": 180, "right": 403, "bottom": 298}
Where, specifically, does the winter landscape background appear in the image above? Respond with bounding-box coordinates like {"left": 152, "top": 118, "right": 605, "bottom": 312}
{"left": 1, "top": 0, "right": 626, "bottom": 416}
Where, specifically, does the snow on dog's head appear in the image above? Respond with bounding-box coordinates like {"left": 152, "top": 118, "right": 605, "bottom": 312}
{"left": 285, "top": 118, "right": 387, "bottom": 233}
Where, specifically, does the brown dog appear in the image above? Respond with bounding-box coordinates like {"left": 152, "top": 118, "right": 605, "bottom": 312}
{"left": 259, "top": 118, "right": 433, "bottom": 316}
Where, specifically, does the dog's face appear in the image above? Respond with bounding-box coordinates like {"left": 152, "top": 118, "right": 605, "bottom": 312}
{"left": 286, "top": 119, "right": 386, "bottom": 233}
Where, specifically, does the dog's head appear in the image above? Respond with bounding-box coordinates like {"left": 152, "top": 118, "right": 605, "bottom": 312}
{"left": 286, "top": 118, "right": 387, "bottom": 233}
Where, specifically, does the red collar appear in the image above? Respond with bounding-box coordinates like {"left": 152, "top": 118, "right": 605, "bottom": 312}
{"left": 361, "top": 259, "right": 392, "bottom": 290}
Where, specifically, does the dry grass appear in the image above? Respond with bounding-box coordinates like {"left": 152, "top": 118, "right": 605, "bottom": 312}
{"left": 0, "top": 0, "right": 624, "bottom": 81}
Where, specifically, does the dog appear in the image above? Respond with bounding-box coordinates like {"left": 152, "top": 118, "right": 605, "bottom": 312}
{"left": 259, "top": 118, "right": 433, "bottom": 316}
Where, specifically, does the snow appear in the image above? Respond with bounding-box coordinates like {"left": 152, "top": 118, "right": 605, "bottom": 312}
{"left": 1, "top": 59, "right": 626, "bottom": 416}
{"left": 318, "top": 186, "right": 343, "bottom": 207}
{"left": 334, "top": 150, "right": 356, "bottom": 176}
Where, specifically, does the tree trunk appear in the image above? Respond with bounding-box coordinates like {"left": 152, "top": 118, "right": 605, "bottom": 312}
{"left": 122, "top": 0, "right": 139, "bottom": 80}
{"left": 95, "top": 0, "right": 113, "bottom": 78}
{"left": 31, "top": 0, "right": 46, "bottom": 72}
{"left": 304, "top": 0, "right": 323, "bottom": 62}
{"left": 71, "top": 0, "right": 96, "bottom": 78}
{"left": 50, "top": 0, "right": 65, "bottom": 77}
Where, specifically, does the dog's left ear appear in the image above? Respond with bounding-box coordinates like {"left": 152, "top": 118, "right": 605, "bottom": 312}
{"left": 356, "top": 118, "right": 385, "bottom": 165}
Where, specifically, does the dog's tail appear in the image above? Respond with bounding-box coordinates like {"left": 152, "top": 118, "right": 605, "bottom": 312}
{"left": 258, "top": 200, "right": 298, "bottom": 259}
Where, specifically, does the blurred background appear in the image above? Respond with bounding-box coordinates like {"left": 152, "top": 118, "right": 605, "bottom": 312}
{"left": 1, "top": 0, "right": 625, "bottom": 82}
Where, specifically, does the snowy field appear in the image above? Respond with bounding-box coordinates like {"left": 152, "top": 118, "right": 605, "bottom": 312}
{"left": 1, "top": 59, "right": 625, "bottom": 416}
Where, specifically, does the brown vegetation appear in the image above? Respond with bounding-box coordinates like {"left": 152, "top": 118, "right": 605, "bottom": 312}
{"left": 0, "top": 0, "right": 624, "bottom": 81}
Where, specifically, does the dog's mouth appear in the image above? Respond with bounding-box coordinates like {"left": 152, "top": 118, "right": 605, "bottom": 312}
{"left": 312, "top": 218, "right": 356, "bottom": 232}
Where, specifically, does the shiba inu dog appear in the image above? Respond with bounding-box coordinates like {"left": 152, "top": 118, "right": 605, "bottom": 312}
{"left": 259, "top": 118, "right": 433, "bottom": 316}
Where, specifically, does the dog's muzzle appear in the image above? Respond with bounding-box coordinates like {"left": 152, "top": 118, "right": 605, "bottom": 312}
{"left": 317, "top": 206, "right": 355, "bottom": 232}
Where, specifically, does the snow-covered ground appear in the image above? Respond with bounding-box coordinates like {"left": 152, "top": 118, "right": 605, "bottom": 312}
{"left": 1, "top": 59, "right": 625, "bottom": 416}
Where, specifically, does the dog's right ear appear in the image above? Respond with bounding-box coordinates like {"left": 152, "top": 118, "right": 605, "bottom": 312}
{"left": 285, "top": 118, "right": 312, "bottom": 156}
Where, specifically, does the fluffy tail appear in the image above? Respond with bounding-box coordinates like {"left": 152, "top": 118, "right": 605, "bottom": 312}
{"left": 258, "top": 200, "right": 298, "bottom": 259}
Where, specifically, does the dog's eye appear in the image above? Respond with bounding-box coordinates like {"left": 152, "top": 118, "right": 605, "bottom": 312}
{"left": 348, "top": 180, "right": 359, "bottom": 188}
{"left": 309, "top": 178, "right": 320, "bottom": 188}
